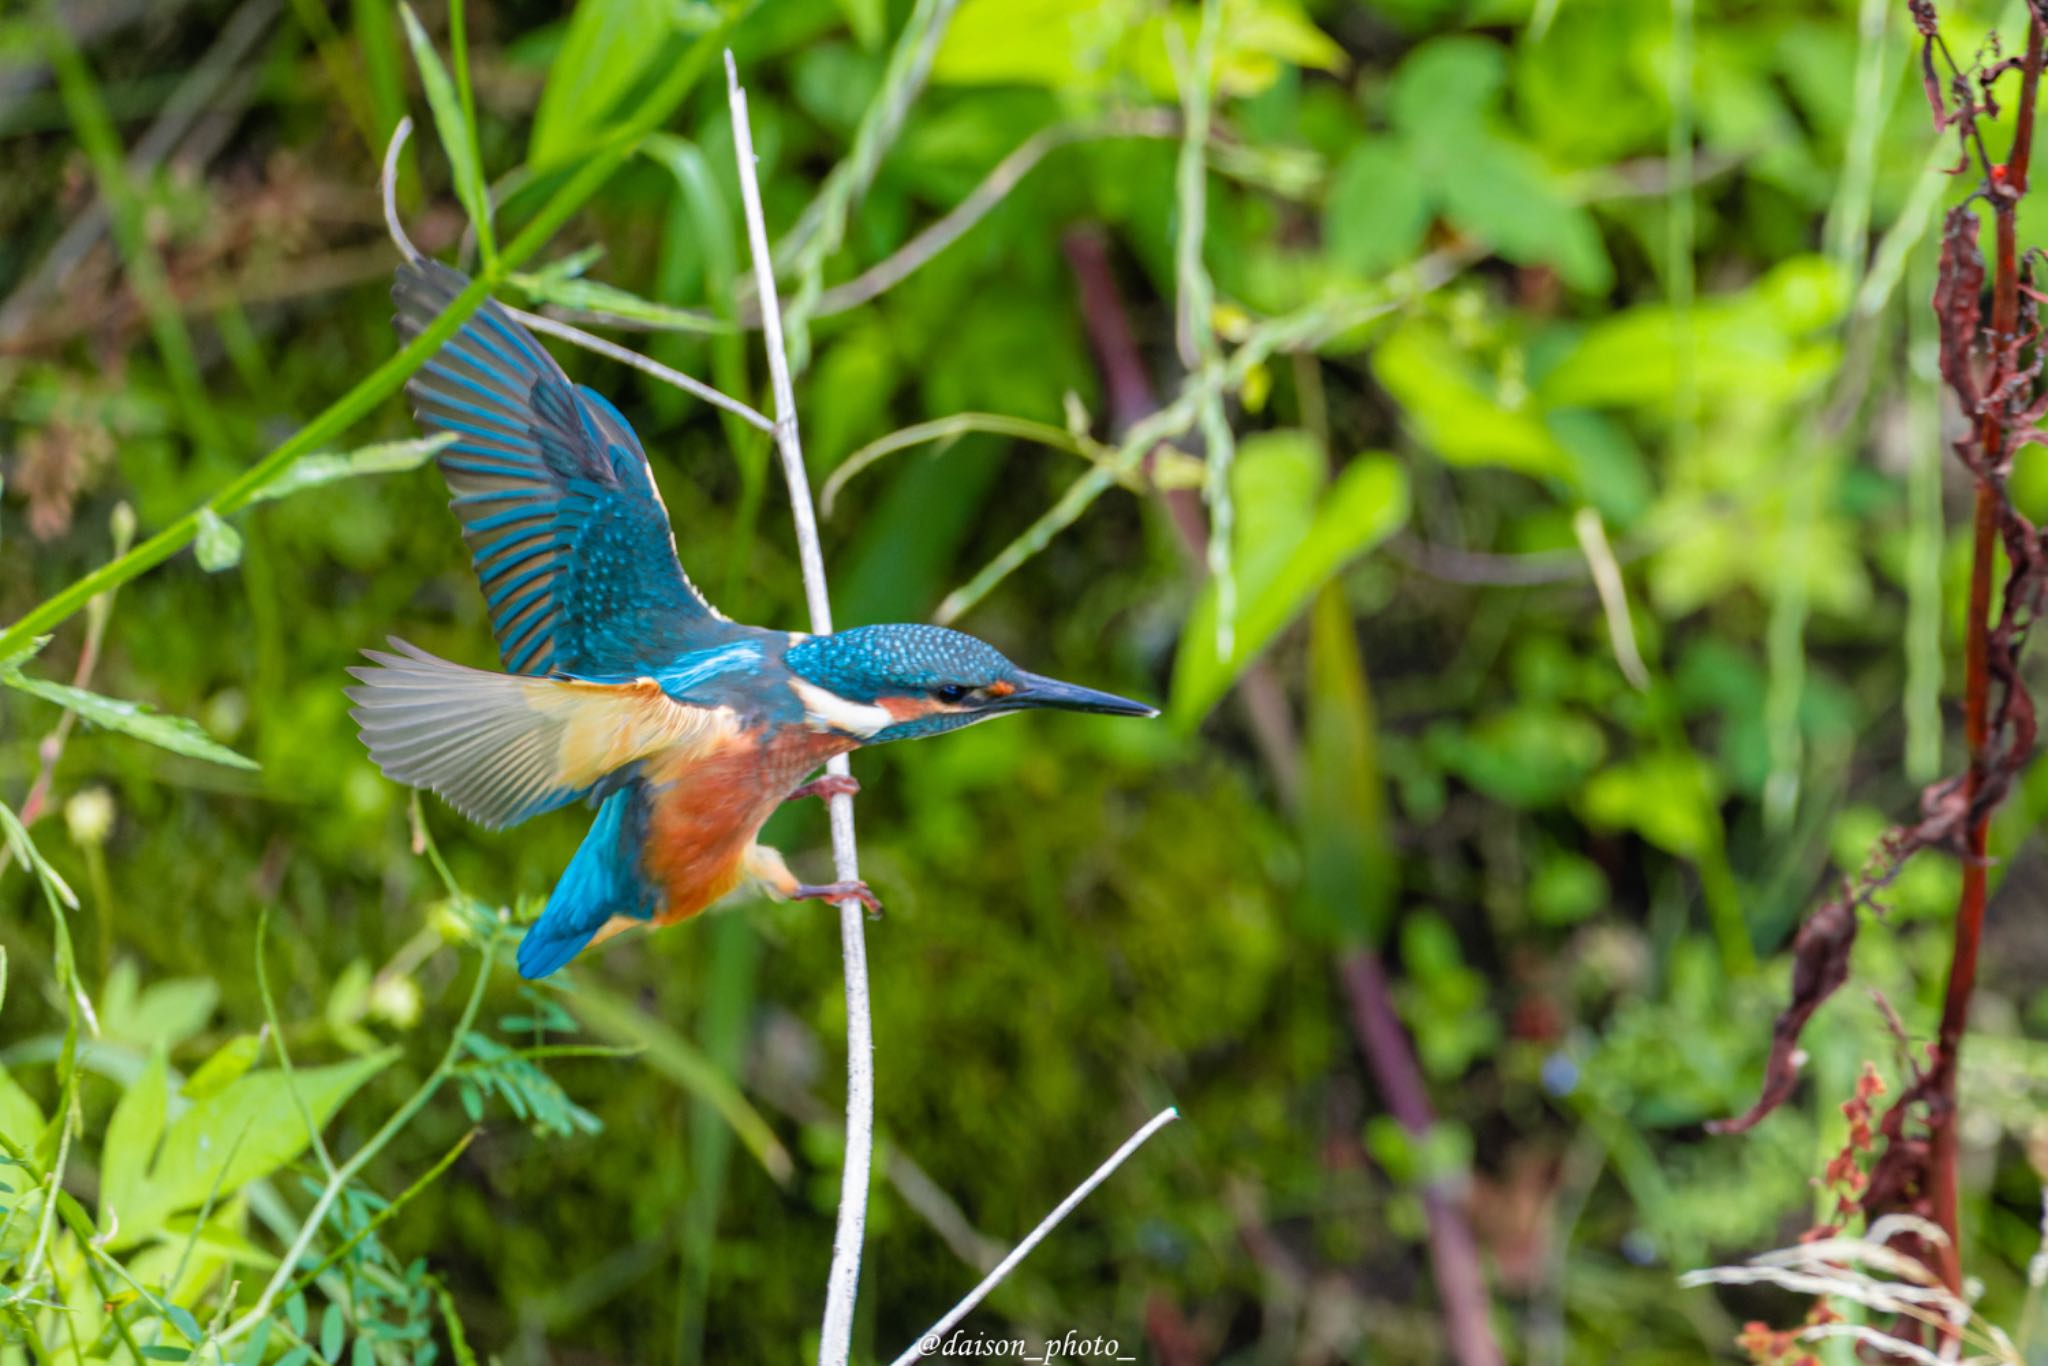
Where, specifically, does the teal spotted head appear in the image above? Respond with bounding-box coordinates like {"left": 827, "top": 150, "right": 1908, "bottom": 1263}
{"left": 782, "top": 624, "right": 1156, "bottom": 744}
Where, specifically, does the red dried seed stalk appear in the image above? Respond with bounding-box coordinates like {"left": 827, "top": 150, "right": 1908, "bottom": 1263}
{"left": 1715, "top": 0, "right": 2048, "bottom": 1307}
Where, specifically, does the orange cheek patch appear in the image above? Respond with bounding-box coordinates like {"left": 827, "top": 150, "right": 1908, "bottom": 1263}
{"left": 878, "top": 695, "right": 931, "bottom": 721}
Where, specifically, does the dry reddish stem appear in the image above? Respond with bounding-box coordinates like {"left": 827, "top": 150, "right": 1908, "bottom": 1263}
{"left": 1924, "top": 14, "right": 2044, "bottom": 1296}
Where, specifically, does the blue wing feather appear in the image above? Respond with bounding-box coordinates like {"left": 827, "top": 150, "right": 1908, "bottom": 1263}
{"left": 394, "top": 260, "right": 741, "bottom": 677}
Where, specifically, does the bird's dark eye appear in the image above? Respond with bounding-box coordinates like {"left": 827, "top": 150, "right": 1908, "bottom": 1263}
{"left": 932, "top": 684, "right": 972, "bottom": 704}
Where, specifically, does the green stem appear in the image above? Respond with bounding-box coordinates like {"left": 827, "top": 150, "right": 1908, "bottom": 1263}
{"left": 0, "top": 25, "right": 734, "bottom": 662}
{"left": 216, "top": 932, "right": 499, "bottom": 1347}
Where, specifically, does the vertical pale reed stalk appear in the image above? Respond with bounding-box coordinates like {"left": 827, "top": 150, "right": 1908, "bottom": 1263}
{"left": 723, "top": 52, "right": 876, "bottom": 1366}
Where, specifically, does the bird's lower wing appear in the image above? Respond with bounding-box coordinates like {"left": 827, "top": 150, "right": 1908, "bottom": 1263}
{"left": 346, "top": 638, "right": 736, "bottom": 829}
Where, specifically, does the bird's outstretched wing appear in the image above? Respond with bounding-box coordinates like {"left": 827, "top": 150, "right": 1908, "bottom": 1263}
{"left": 393, "top": 259, "right": 737, "bottom": 677}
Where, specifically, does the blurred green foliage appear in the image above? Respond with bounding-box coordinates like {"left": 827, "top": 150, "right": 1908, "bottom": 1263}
{"left": 4, "top": 0, "right": 2048, "bottom": 1361}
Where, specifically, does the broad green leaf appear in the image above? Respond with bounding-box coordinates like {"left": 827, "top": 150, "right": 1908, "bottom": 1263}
{"left": 1436, "top": 131, "right": 1611, "bottom": 292}
{"left": 1539, "top": 256, "right": 1847, "bottom": 410}
{"left": 117, "top": 1050, "right": 397, "bottom": 1243}
{"left": 400, "top": 5, "right": 493, "bottom": 255}
{"left": 935, "top": 0, "right": 1340, "bottom": 98}
{"left": 1325, "top": 141, "right": 1431, "bottom": 277}
{"left": 834, "top": 0, "right": 884, "bottom": 49}
{"left": 182, "top": 1034, "right": 262, "bottom": 1102}
{"left": 1299, "top": 585, "right": 1393, "bottom": 943}
{"left": 100, "top": 1044, "right": 169, "bottom": 1231}
{"left": 1389, "top": 37, "right": 1506, "bottom": 138}
{"left": 251, "top": 435, "right": 455, "bottom": 506}
{"left": 0, "top": 670, "right": 257, "bottom": 771}
{"left": 1371, "top": 321, "right": 1571, "bottom": 479}
{"left": 0, "top": 1065, "right": 45, "bottom": 1150}
{"left": 1426, "top": 706, "right": 1607, "bottom": 808}
{"left": 1171, "top": 439, "right": 1408, "bottom": 725}
{"left": 193, "top": 508, "right": 242, "bottom": 572}
{"left": 1580, "top": 753, "right": 1723, "bottom": 858}
{"left": 528, "top": 0, "right": 667, "bottom": 167}
{"left": 103, "top": 973, "right": 218, "bottom": 1048}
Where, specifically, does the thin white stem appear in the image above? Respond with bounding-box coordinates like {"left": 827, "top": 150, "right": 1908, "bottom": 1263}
{"left": 725, "top": 50, "right": 875, "bottom": 1366}
{"left": 1571, "top": 507, "right": 1649, "bottom": 691}
{"left": 506, "top": 305, "right": 775, "bottom": 433}
{"left": 885, "top": 1107, "right": 1180, "bottom": 1366}
{"left": 381, "top": 115, "right": 771, "bottom": 435}
{"left": 382, "top": 117, "right": 422, "bottom": 264}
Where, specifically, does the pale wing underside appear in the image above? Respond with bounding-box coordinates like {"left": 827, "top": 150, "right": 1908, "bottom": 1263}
{"left": 347, "top": 638, "right": 736, "bottom": 829}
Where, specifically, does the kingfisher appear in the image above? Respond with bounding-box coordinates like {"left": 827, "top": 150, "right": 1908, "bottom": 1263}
{"left": 347, "top": 260, "right": 1156, "bottom": 979}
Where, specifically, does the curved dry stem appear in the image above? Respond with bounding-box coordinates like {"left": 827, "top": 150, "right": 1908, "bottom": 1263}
{"left": 819, "top": 413, "right": 1126, "bottom": 517}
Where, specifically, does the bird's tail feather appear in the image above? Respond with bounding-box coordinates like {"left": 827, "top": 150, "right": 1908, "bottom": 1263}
{"left": 346, "top": 638, "right": 592, "bottom": 829}
{"left": 517, "top": 786, "right": 653, "bottom": 978}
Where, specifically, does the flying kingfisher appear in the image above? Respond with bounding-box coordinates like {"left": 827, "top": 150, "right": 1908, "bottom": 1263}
{"left": 348, "top": 260, "right": 1156, "bottom": 979}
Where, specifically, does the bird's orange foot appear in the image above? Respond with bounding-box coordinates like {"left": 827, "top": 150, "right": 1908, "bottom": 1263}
{"left": 791, "top": 879, "right": 882, "bottom": 916}
{"left": 788, "top": 774, "right": 861, "bottom": 803}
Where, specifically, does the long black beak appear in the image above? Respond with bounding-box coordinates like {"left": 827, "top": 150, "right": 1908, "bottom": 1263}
{"left": 1000, "top": 671, "right": 1158, "bottom": 718}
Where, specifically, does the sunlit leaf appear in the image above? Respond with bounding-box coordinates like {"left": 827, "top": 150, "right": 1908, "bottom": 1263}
{"left": 1325, "top": 141, "right": 1431, "bottom": 277}
{"left": 115, "top": 1051, "right": 398, "bottom": 1244}
{"left": 100, "top": 1043, "right": 168, "bottom": 1234}
{"left": 1171, "top": 437, "right": 1408, "bottom": 726}
{"left": 194, "top": 508, "right": 242, "bottom": 572}
{"left": 250, "top": 434, "right": 455, "bottom": 505}
{"left": 1372, "top": 320, "right": 1573, "bottom": 480}
{"left": 181, "top": 1034, "right": 262, "bottom": 1102}
{"left": 528, "top": 0, "right": 668, "bottom": 166}
{"left": 399, "top": 5, "right": 493, "bottom": 254}
{"left": 0, "top": 670, "right": 257, "bottom": 771}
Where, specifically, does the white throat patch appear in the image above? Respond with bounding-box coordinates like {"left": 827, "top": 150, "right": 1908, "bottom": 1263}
{"left": 789, "top": 677, "right": 894, "bottom": 738}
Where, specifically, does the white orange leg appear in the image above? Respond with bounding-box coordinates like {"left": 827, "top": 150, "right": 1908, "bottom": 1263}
{"left": 742, "top": 842, "right": 881, "bottom": 913}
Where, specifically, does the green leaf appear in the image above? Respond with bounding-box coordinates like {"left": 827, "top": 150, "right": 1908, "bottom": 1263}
{"left": 1539, "top": 256, "right": 1847, "bottom": 410}
{"left": 319, "top": 1301, "right": 344, "bottom": 1362}
{"left": 1371, "top": 320, "right": 1572, "bottom": 480}
{"left": 507, "top": 271, "right": 726, "bottom": 334}
{"left": 1325, "top": 141, "right": 1431, "bottom": 277}
{"left": 1171, "top": 438, "right": 1408, "bottom": 726}
{"left": 0, "top": 670, "right": 257, "bottom": 770}
{"left": 1427, "top": 706, "right": 1607, "bottom": 809}
{"left": 193, "top": 508, "right": 243, "bottom": 572}
{"left": 528, "top": 0, "right": 668, "bottom": 167}
{"left": 182, "top": 1033, "right": 262, "bottom": 1102}
{"left": 1580, "top": 752, "right": 1724, "bottom": 858}
{"left": 118, "top": 1051, "right": 398, "bottom": 1242}
{"left": 399, "top": 5, "right": 494, "bottom": 256}
{"left": 100, "top": 1043, "right": 169, "bottom": 1233}
{"left": 1390, "top": 37, "right": 1506, "bottom": 138}
{"left": 140, "top": 1348, "right": 191, "bottom": 1362}
{"left": 834, "top": 0, "right": 884, "bottom": 48}
{"left": 1299, "top": 585, "right": 1393, "bottom": 943}
{"left": 249, "top": 433, "right": 455, "bottom": 505}
{"left": 0, "top": 1066, "right": 45, "bottom": 1155}
{"left": 935, "top": 0, "right": 1340, "bottom": 98}
{"left": 1435, "top": 131, "right": 1611, "bottom": 292}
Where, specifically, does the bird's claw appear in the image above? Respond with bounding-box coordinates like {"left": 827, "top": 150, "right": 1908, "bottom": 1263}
{"left": 791, "top": 879, "right": 882, "bottom": 917}
{"left": 788, "top": 774, "right": 861, "bottom": 803}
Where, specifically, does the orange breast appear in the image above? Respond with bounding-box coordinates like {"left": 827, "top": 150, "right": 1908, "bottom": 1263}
{"left": 640, "top": 726, "right": 858, "bottom": 925}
